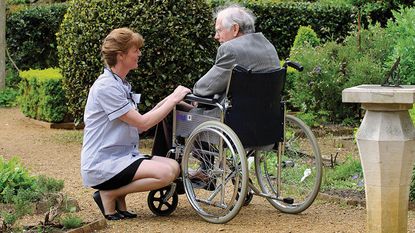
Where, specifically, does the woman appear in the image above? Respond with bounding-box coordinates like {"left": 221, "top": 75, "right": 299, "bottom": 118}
{"left": 81, "top": 28, "right": 190, "bottom": 220}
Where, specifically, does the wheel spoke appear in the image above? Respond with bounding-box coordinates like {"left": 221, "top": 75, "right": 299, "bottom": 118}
{"left": 157, "top": 202, "right": 163, "bottom": 210}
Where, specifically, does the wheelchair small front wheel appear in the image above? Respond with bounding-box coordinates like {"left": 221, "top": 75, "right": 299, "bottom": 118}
{"left": 182, "top": 121, "right": 248, "bottom": 224}
{"left": 255, "top": 115, "right": 322, "bottom": 214}
{"left": 147, "top": 186, "right": 178, "bottom": 216}
{"left": 235, "top": 178, "right": 254, "bottom": 206}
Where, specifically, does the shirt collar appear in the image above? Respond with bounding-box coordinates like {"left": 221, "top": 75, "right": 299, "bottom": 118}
{"left": 103, "top": 68, "right": 130, "bottom": 86}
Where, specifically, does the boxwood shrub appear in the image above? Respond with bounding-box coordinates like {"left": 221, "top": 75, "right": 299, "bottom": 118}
{"left": 6, "top": 3, "right": 68, "bottom": 70}
{"left": 19, "top": 68, "right": 68, "bottom": 123}
{"left": 57, "top": 0, "right": 217, "bottom": 123}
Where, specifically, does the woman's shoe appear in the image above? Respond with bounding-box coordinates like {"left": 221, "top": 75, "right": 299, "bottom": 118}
{"left": 115, "top": 200, "right": 137, "bottom": 218}
{"left": 93, "top": 191, "right": 124, "bottom": 220}
{"left": 104, "top": 212, "right": 124, "bottom": 221}
{"left": 92, "top": 191, "right": 105, "bottom": 215}
{"left": 116, "top": 210, "right": 137, "bottom": 219}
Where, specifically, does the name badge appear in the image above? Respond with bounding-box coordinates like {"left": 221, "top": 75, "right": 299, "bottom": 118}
{"left": 132, "top": 93, "right": 141, "bottom": 104}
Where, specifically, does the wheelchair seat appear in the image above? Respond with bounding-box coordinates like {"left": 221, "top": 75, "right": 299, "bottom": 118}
{"left": 224, "top": 65, "right": 286, "bottom": 148}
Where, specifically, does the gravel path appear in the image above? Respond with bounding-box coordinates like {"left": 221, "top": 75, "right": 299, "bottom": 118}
{"left": 1, "top": 107, "right": 414, "bottom": 233}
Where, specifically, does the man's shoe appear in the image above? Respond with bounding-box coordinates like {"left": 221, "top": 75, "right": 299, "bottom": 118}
{"left": 192, "top": 179, "right": 216, "bottom": 191}
{"left": 189, "top": 169, "right": 216, "bottom": 191}
{"left": 188, "top": 169, "right": 209, "bottom": 182}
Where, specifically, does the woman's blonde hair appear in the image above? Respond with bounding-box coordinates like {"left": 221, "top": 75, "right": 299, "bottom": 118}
{"left": 101, "top": 27, "right": 144, "bottom": 67}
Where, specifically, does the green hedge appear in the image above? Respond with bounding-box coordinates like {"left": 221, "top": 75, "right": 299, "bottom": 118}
{"left": 57, "top": 0, "right": 217, "bottom": 123}
{"left": 210, "top": 1, "right": 355, "bottom": 58}
{"left": 6, "top": 3, "right": 68, "bottom": 70}
{"left": 19, "top": 68, "right": 68, "bottom": 123}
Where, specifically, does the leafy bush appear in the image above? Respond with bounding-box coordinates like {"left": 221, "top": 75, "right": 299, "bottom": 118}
{"left": 289, "top": 23, "right": 394, "bottom": 123}
{"left": 0, "top": 156, "right": 65, "bottom": 229}
{"left": 36, "top": 175, "right": 64, "bottom": 194}
{"left": 0, "top": 88, "right": 19, "bottom": 107}
{"left": 0, "top": 157, "right": 36, "bottom": 202}
{"left": 6, "top": 3, "right": 68, "bottom": 70}
{"left": 286, "top": 25, "right": 320, "bottom": 106}
{"left": 6, "top": 65, "right": 21, "bottom": 88}
{"left": 0, "top": 66, "right": 21, "bottom": 108}
{"left": 385, "top": 7, "right": 415, "bottom": 84}
{"left": 60, "top": 214, "right": 83, "bottom": 229}
{"left": 18, "top": 68, "right": 68, "bottom": 122}
{"left": 292, "top": 25, "right": 321, "bottom": 49}
{"left": 57, "top": 0, "right": 217, "bottom": 123}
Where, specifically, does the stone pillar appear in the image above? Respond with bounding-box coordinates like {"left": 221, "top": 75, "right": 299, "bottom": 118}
{"left": 342, "top": 85, "right": 415, "bottom": 233}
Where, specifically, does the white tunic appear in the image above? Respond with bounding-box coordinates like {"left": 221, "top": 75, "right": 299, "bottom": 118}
{"left": 81, "top": 68, "right": 144, "bottom": 187}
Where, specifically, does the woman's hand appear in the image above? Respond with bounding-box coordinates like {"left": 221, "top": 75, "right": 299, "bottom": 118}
{"left": 171, "top": 85, "right": 191, "bottom": 104}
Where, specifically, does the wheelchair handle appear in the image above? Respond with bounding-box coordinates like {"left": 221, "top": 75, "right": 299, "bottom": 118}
{"left": 284, "top": 60, "right": 304, "bottom": 72}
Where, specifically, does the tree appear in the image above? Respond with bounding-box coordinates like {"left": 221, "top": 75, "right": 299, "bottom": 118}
{"left": 0, "top": 0, "right": 5, "bottom": 90}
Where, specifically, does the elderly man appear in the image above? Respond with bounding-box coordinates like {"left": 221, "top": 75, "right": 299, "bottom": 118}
{"left": 193, "top": 4, "right": 280, "bottom": 97}
{"left": 152, "top": 5, "right": 281, "bottom": 185}
{"left": 186, "top": 5, "right": 281, "bottom": 187}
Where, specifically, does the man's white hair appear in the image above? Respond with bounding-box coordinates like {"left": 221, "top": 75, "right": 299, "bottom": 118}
{"left": 215, "top": 4, "right": 256, "bottom": 34}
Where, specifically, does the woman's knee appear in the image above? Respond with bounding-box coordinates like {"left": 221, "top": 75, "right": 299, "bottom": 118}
{"left": 137, "top": 158, "right": 179, "bottom": 186}
{"left": 171, "top": 160, "right": 180, "bottom": 176}
{"left": 153, "top": 156, "right": 180, "bottom": 175}
{"left": 165, "top": 166, "right": 179, "bottom": 183}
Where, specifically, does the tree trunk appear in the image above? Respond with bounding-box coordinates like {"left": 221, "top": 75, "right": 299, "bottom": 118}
{"left": 0, "top": 0, "right": 6, "bottom": 90}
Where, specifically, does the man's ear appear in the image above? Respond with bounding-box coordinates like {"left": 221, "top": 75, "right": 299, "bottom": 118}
{"left": 232, "top": 24, "right": 240, "bottom": 37}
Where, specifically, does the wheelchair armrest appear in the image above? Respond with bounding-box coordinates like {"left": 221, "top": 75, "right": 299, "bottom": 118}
{"left": 184, "top": 93, "right": 221, "bottom": 105}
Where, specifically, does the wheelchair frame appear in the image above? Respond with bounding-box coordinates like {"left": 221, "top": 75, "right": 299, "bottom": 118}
{"left": 147, "top": 61, "right": 323, "bottom": 224}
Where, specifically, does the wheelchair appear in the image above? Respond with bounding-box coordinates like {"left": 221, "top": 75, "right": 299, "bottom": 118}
{"left": 147, "top": 61, "right": 323, "bottom": 224}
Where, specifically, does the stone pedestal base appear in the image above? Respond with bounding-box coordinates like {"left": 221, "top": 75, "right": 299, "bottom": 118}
{"left": 357, "top": 110, "right": 415, "bottom": 233}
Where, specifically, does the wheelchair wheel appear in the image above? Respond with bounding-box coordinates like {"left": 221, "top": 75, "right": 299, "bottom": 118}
{"left": 255, "top": 115, "right": 322, "bottom": 214}
{"left": 182, "top": 121, "right": 248, "bottom": 224}
{"left": 147, "top": 186, "right": 178, "bottom": 216}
